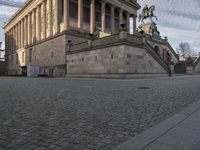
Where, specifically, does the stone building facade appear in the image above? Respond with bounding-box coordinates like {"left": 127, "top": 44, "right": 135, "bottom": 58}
{"left": 3, "top": 0, "right": 140, "bottom": 76}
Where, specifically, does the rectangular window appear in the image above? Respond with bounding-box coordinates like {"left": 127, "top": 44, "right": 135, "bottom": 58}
{"left": 83, "top": 6, "right": 90, "bottom": 23}
{"left": 61, "top": 0, "right": 64, "bottom": 22}
{"left": 106, "top": 16, "right": 111, "bottom": 30}
{"left": 69, "top": 1, "right": 78, "bottom": 19}
{"left": 95, "top": 12, "right": 101, "bottom": 25}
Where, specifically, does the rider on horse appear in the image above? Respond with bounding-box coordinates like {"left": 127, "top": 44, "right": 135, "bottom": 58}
{"left": 139, "top": 5, "right": 157, "bottom": 24}
{"left": 143, "top": 5, "right": 149, "bottom": 17}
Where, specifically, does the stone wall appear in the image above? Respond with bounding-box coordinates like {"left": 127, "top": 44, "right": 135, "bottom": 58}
{"left": 27, "top": 33, "right": 87, "bottom": 77}
{"left": 7, "top": 48, "right": 26, "bottom": 75}
{"left": 67, "top": 44, "right": 167, "bottom": 76}
{"left": 7, "top": 32, "right": 88, "bottom": 76}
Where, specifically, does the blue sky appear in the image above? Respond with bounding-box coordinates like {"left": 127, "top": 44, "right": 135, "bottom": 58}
{"left": 0, "top": 0, "right": 200, "bottom": 54}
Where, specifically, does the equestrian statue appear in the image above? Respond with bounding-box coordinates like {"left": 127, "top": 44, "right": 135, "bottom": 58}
{"left": 139, "top": 5, "right": 158, "bottom": 24}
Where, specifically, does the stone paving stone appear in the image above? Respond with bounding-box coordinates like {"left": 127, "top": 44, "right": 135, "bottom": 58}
{"left": 157, "top": 126, "right": 200, "bottom": 150}
{"left": 191, "top": 109, "right": 200, "bottom": 118}
{"left": 143, "top": 141, "right": 179, "bottom": 150}
{"left": 179, "top": 116, "right": 200, "bottom": 130}
{"left": 0, "top": 76, "right": 200, "bottom": 149}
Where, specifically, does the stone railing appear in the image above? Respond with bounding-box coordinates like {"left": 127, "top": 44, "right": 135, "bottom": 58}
{"left": 194, "top": 56, "right": 200, "bottom": 67}
{"left": 68, "top": 32, "right": 143, "bottom": 53}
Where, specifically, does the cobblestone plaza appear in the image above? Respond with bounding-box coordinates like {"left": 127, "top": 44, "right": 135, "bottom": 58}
{"left": 0, "top": 76, "right": 200, "bottom": 149}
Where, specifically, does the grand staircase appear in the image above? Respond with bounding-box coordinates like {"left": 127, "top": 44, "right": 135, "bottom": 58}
{"left": 144, "top": 40, "right": 170, "bottom": 73}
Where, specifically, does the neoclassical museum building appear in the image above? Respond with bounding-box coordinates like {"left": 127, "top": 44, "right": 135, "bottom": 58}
{"left": 3, "top": 0, "right": 179, "bottom": 77}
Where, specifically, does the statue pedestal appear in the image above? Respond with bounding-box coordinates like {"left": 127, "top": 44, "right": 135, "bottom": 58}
{"left": 138, "top": 22, "right": 161, "bottom": 40}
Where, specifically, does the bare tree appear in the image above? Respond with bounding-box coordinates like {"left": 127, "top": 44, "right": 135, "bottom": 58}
{"left": 176, "top": 42, "right": 194, "bottom": 57}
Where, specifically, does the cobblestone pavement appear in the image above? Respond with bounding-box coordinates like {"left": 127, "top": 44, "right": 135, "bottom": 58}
{"left": 0, "top": 76, "right": 200, "bottom": 150}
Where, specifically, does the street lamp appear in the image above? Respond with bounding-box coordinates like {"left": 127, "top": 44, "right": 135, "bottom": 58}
{"left": 65, "top": 40, "right": 72, "bottom": 76}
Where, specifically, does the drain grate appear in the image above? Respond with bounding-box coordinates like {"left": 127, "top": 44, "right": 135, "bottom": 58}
{"left": 138, "top": 87, "right": 150, "bottom": 90}
{"left": 0, "top": 145, "right": 6, "bottom": 150}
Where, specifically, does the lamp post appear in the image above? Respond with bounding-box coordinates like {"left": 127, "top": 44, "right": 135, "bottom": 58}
{"left": 65, "top": 40, "right": 72, "bottom": 76}
{"left": 88, "top": 34, "right": 94, "bottom": 48}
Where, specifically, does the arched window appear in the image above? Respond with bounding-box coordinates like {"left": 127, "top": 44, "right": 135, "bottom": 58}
{"left": 154, "top": 46, "right": 160, "bottom": 55}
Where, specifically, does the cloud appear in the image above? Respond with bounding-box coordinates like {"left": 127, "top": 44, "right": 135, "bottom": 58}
{"left": 0, "top": 5, "right": 18, "bottom": 16}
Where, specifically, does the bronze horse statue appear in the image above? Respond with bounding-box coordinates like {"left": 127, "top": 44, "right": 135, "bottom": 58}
{"left": 139, "top": 5, "right": 158, "bottom": 23}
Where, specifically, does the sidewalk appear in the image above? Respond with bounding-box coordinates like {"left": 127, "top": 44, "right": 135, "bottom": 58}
{"left": 113, "top": 101, "right": 200, "bottom": 150}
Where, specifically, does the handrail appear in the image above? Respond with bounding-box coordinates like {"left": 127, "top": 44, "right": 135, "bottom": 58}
{"left": 194, "top": 56, "right": 200, "bottom": 67}
{"left": 166, "top": 42, "right": 179, "bottom": 61}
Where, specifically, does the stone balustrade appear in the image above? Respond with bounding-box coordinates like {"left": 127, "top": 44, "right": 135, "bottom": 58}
{"left": 69, "top": 32, "right": 143, "bottom": 53}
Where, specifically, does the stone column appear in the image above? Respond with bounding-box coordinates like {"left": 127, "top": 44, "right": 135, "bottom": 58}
{"left": 101, "top": 0, "right": 106, "bottom": 33}
{"left": 119, "top": 9, "right": 123, "bottom": 27}
{"left": 53, "top": 0, "right": 59, "bottom": 34}
{"left": 7, "top": 31, "right": 9, "bottom": 52}
{"left": 26, "top": 16, "right": 29, "bottom": 45}
{"left": 14, "top": 26, "right": 16, "bottom": 50}
{"left": 11, "top": 28, "right": 13, "bottom": 51}
{"left": 36, "top": 5, "right": 41, "bottom": 41}
{"left": 48, "top": 0, "right": 53, "bottom": 36}
{"left": 63, "top": 0, "right": 69, "bottom": 31}
{"left": 8, "top": 31, "right": 10, "bottom": 51}
{"left": 21, "top": 19, "right": 24, "bottom": 48}
{"left": 90, "top": 0, "right": 95, "bottom": 34}
{"left": 9, "top": 29, "right": 11, "bottom": 51}
{"left": 78, "top": 0, "right": 83, "bottom": 29}
{"left": 111, "top": 5, "right": 115, "bottom": 33}
{"left": 9, "top": 30, "right": 11, "bottom": 51}
{"left": 18, "top": 22, "right": 21, "bottom": 49}
{"left": 32, "top": 9, "right": 36, "bottom": 43}
{"left": 11, "top": 27, "right": 14, "bottom": 51}
{"left": 14, "top": 27, "right": 16, "bottom": 50}
{"left": 34, "top": 9, "right": 36, "bottom": 42}
{"left": 27, "top": 13, "right": 31, "bottom": 44}
{"left": 24, "top": 17, "right": 27, "bottom": 46}
{"left": 16, "top": 24, "right": 18, "bottom": 50}
{"left": 5, "top": 32, "right": 7, "bottom": 52}
{"left": 133, "top": 15, "right": 136, "bottom": 32}
{"left": 126, "top": 12, "right": 130, "bottom": 33}
{"left": 42, "top": 0, "right": 46, "bottom": 39}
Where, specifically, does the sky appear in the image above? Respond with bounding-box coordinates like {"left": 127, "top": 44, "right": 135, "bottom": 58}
{"left": 0, "top": 0, "right": 200, "bottom": 54}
